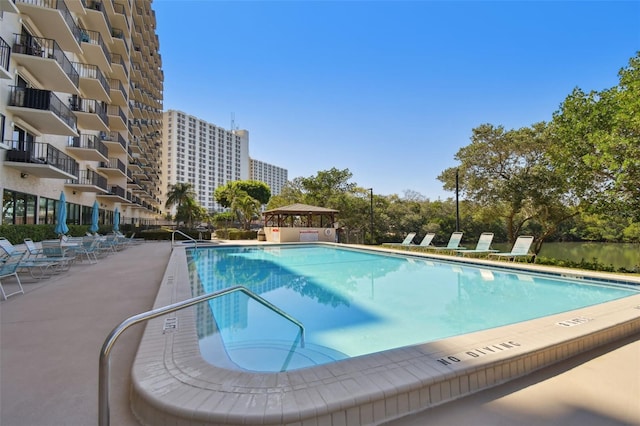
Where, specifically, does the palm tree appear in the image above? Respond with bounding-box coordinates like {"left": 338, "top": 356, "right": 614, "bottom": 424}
{"left": 165, "top": 183, "right": 197, "bottom": 225}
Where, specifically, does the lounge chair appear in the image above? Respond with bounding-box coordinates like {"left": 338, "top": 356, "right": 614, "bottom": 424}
{"left": 426, "top": 232, "right": 464, "bottom": 251}
{"left": 40, "top": 240, "right": 76, "bottom": 270}
{"left": 400, "top": 232, "right": 417, "bottom": 246}
{"left": 418, "top": 232, "right": 436, "bottom": 247}
{"left": 23, "top": 238, "right": 73, "bottom": 272}
{"left": 0, "top": 251, "right": 26, "bottom": 300}
{"left": 455, "top": 232, "right": 498, "bottom": 256}
{"left": 488, "top": 236, "right": 535, "bottom": 262}
{"left": 1, "top": 238, "right": 58, "bottom": 278}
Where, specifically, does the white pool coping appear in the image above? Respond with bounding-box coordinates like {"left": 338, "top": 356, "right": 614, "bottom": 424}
{"left": 131, "top": 243, "right": 640, "bottom": 426}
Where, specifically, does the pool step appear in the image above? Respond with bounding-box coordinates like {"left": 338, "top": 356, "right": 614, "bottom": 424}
{"left": 224, "top": 340, "right": 348, "bottom": 372}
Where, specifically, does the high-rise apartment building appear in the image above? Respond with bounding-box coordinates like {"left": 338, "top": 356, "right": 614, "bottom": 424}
{"left": 163, "top": 110, "right": 249, "bottom": 213}
{"left": 0, "top": 0, "right": 163, "bottom": 228}
{"left": 250, "top": 158, "right": 288, "bottom": 198}
{"left": 163, "top": 110, "right": 288, "bottom": 214}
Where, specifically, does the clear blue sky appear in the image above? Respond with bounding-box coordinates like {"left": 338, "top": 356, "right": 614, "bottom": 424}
{"left": 154, "top": 0, "right": 639, "bottom": 200}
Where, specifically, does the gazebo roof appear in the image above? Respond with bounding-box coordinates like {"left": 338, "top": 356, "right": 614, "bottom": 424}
{"left": 263, "top": 203, "right": 339, "bottom": 214}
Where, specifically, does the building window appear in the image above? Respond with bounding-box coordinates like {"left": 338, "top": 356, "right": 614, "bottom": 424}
{"left": 3, "top": 189, "right": 37, "bottom": 225}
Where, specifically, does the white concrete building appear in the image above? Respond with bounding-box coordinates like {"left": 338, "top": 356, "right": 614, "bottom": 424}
{"left": 163, "top": 110, "right": 288, "bottom": 214}
{"left": 250, "top": 158, "right": 288, "bottom": 197}
{"left": 163, "top": 110, "right": 249, "bottom": 213}
{"left": 0, "top": 0, "right": 163, "bottom": 228}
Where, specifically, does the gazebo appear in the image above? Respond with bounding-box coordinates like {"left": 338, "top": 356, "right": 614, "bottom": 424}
{"left": 262, "top": 203, "right": 339, "bottom": 243}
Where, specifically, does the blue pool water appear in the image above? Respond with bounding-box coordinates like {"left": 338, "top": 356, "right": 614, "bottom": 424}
{"left": 187, "top": 245, "right": 638, "bottom": 373}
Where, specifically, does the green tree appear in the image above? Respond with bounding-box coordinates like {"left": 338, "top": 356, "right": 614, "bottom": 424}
{"left": 165, "top": 182, "right": 199, "bottom": 227}
{"left": 214, "top": 180, "right": 271, "bottom": 208}
{"left": 438, "top": 123, "right": 577, "bottom": 253}
{"left": 549, "top": 52, "right": 640, "bottom": 220}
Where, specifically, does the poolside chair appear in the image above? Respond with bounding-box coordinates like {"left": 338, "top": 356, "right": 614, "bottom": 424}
{"left": 0, "top": 251, "right": 26, "bottom": 300}
{"left": 426, "top": 232, "right": 464, "bottom": 251}
{"left": 488, "top": 235, "right": 535, "bottom": 262}
{"left": 40, "top": 240, "right": 76, "bottom": 270}
{"left": 23, "top": 238, "right": 73, "bottom": 272}
{"left": 0, "top": 238, "right": 59, "bottom": 278}
{"left": 455, "top": 232, "right": 498, "bottom": 256}
{"left": 418, "top": 232, "right": 436, "bottom": 247}
{"left": 400, "top": 232, "right": 417, "bottom": 246}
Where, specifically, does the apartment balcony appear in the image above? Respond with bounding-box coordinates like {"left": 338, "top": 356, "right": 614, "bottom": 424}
{"left": 109, "top": 53, "right": 128, "bottom": 83}
{"left": 70, "top": 96, "right": 109, "bottom": 133}
{"left": 65, "top": 169, "right": 108, "bottom": 193}
{"left": 74, "top": 62, "right": 110, "bottom": 103}
{"left": 97, "top": 158, "right": 126, "bottom": 178}
{"left": 6, "top": 86, "right": 78, "bottom": 136}
{"left": 107, "top": 105, "right": 127, "bottom": 131}
{"left": 110, "top": 2, "right": 131, "bottom": 39}
{"left": 101, "top": 131, "right": 127, "bottom": 155}
{"left": 96, "top": 184, "right": 127, "bottom": 203}
{"left": 3, "top": 140, "right": 79, "bottom": 179}
{"left": 12, "top": 35, "right": 80, "bottom": 94}
{"left": 81, "top": 0, "right": 113, "bottom": 45}
{"left": 15, "top": 0, "right": 82, "bottom": 54}
{"left": 79, "top": 28, "right": 111, "bottom": 74}
{"left": 111, "top": 27, "right": 129, "bottom": 57}
{"left": 67, "top": 134, "right": 108, "bottom": 162}
{"left": 0, "top": 36, "right": 11, "bottom": 79}
{"left": 0, "top": 0, "right": 19, "bottom": 14}
{"left": 109, "top": 78, "right": 127, "bottom": 106}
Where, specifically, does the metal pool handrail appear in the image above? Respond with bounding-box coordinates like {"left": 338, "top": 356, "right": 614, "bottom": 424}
{"left": 98, "top": 285, "right": 305, "bottom": 426}
{"left": 171, "top": 229, "right": 198, "bottom": 249}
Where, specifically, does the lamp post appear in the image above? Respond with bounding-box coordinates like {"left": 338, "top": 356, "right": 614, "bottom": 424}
{"left": 455, "top": 169, "right": 460, "bottom": 232}
{"left": 368, "top": 188, "right": 374, "bottom": 244}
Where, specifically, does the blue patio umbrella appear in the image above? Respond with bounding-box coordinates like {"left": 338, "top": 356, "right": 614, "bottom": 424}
{"left": 54, "top": 191, "right": 69, "bottom": 236}
{"left": 90, "top": 200, "right": 100, "bottom": 233}
{"left": 113, "top": 207, "right": 120, "bottom": 232}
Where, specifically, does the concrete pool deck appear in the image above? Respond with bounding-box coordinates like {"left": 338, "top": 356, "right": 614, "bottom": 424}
{"left": 0, "top": 240, "right": 638, "bottom": 425}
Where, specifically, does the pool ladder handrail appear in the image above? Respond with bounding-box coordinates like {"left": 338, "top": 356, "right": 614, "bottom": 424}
{"left": 171, "top": 229, "right": 199, "bottom": 249}
{"left": 98, "top": 285, "right": 305, "bottom": 426}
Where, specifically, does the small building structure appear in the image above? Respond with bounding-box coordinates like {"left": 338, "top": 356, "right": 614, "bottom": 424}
{"left": 262, "top": 203, "right": 338, "bottom": 243}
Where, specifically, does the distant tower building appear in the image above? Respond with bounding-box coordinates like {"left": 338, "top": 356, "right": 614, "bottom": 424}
{"left": 250, "top": 159, "right": 288, "bottom": 196}
{"left": 163, "top": 110, "right": 250, "bottom": 213}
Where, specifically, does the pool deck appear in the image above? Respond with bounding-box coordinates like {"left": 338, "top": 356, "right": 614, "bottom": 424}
{"left": 0, "top": 240, "right": 639, "bottom": 425}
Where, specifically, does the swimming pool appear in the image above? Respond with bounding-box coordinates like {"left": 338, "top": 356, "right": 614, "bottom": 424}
{"left": 131, "top": 242, "right": 640, "bottom": 426}
{"left": 188, "top": 245, "right": 637, "bottom": 372}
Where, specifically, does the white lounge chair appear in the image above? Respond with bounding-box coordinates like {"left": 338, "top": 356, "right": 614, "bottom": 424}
{"left": 488, "top": 236, "right": 535, "bottom": 262}
{"left": 418, "top": 232, "right": 436, "bottom": 247}
{"left": 455, "top": 232, "right": 498, "bottom": 256}
{"left": 400, "top": 232, "right": 417, "bottom": 245}
{"left": 0, "top": 251, "right": 26, "bottom": 300}
{"left": 427, "top": 232, "right": 464, "bottom": 251}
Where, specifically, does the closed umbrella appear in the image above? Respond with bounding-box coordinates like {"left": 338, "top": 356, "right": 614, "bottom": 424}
{"left": 113, "top": 207, "right": 120, "bottom": 232}
{"left": 90, "top": 201, "right": 99, "bottom": 234}
{"left": 54, "top": 191, "right": 69, "bottom": 236}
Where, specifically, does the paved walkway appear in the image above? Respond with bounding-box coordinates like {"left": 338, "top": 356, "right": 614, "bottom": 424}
{"left": 1, "top": 241, "right": 638, "bottom": 426}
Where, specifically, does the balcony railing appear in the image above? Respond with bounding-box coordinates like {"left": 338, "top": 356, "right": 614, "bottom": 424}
{"left": 69, "top": 96, "right": 108, "bottom": 125}
{"left": 102, "top": 131, "right": 126, "bottom": 150}
{"left": 107, "top": 105, "right": 126, "bottom": 123}
{"left": 0, "top": 36, "right": 10, "bottom": 74}
{"left": 67, "top": 169, "right": 108, "bottom": 190}
{"left": 73, "top": 62, "right": 109, "bottom": 94}
{"left": 13, "top": 34, "right": 79, "bottom": 87}
{"left": 79, "top": 28, "right": 111, "bottom": 64}
{"left": 86, "top": 0, "right": 112, "bottom": 34}
{"left": 108, "top": 78, "right": 126, "bottom": 99}
{"left": 107, "top": 185, "right": 126, "bottom": 198}
{"left": 5, "top": 140, "right": 79, "bottom": 176}
{"left": 8, "top": 86, "right": 77, "bottom": 131}
{"left": 19, "top": 0, "right": 81, "bottom": 43}
{"left": 106, "top": 158, "right": 126, "bottom": 174}
{"left": 110, "top": 53, "right": 128, "bottom": 78}
{"left": 70, "top": 134, "right": 109, "bottom": 158}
